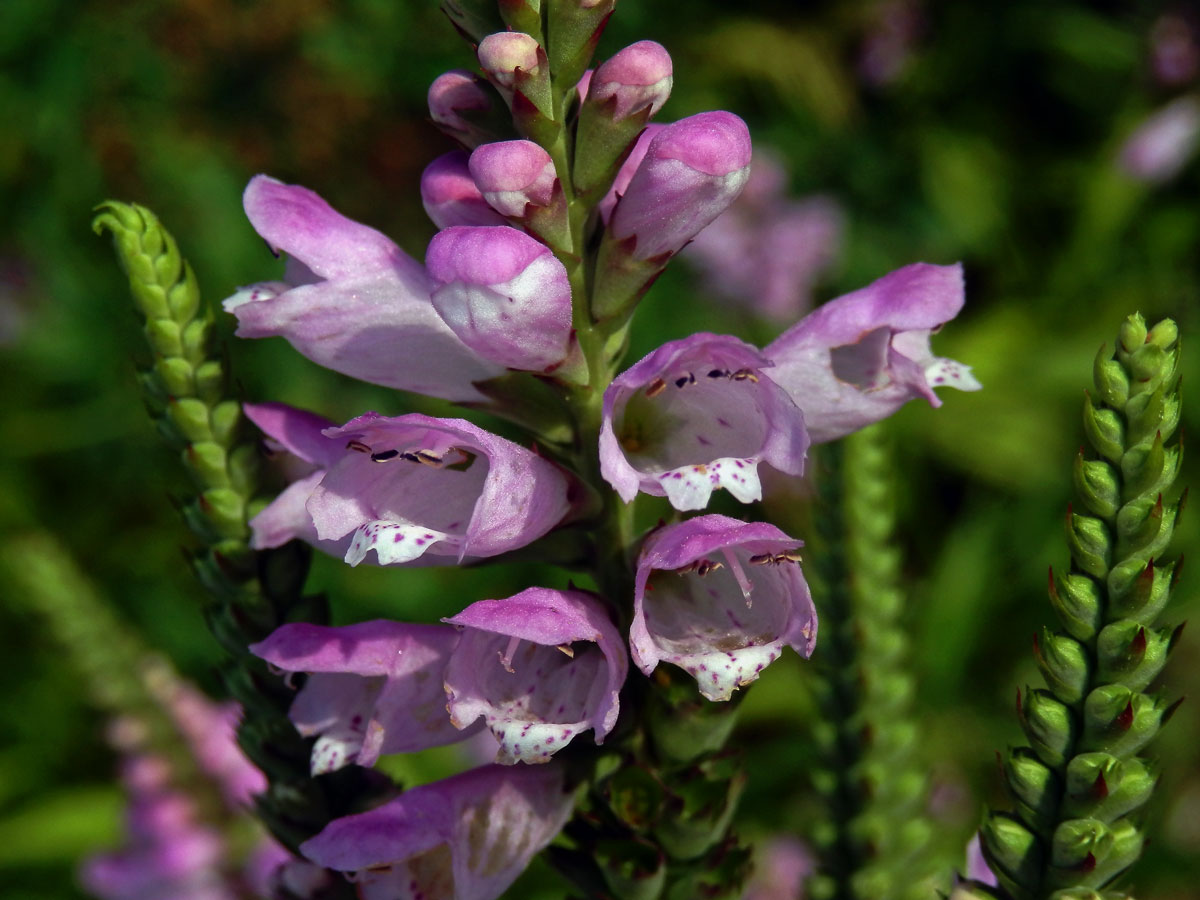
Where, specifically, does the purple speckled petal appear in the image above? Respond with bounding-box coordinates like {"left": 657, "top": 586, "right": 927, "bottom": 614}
{"left": 610, "top": 112, "right": 752, "bottom": 259}
{"left": 300, "top": 764, "right": 572, "bottom": 900}
{"left": 250, "top": 621, "right": 477, "bottom": 774}
{"left": 600, "top": 333, "right": 808, "bottom": 510}
{"left": 764, "top": 262, "right": 980, "bottom": 442}
{"left": 631, "top": 515, "right": 817, "bottom": 700}
{"left": 426, "top": 226, "right": 573, "bottom": 371}
{"left": 306, "top": 413, "right": 571, "bottom": 566}
{"left": 443, "top": 588, "right": 627, "bottom": 764}
{"left": 223, "top": 176, "right": 503, "bottom": 402}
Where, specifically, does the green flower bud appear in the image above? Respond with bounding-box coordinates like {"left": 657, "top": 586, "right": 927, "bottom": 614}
{"left": 1021, "top": 688, "right": 1077, "bottom": 768}
{"left": 1048, "top": 817, "right": 1142, "bottom": 890}
{"left": 1121, "top": 431, "right": 1173, "bottom": 500}
{"left": 168, "top": 397, "right": 213, "bottom": 443}
{"left": 1146, "top": 318, "right": 1179, "bottom": 350}
{"left": 1035, "top": 629, "right": 1091, "bottom": 704}
{"left": 545, "top": 0, "right": 616, "bottom": 90}
{"left": 1117, "top": 314, "right": 1147, "bottom": 355}
{"left": 498, "top": 0, "right": 541, "bottom": 36}
{"left": 602, "top": 765, "right": 665, "bottom": 832}
{"left": 210, "top": 399, "right": 242, "bottom": 447}
{"left": 1066, "top": 511, "right": 1112, "bottom": 579}
{"left": 1107, "top": 557, "right": 1174, "bottom": 624}
{"left": 186, "top": 441, "right": 230, "bottom": 490}
{"left": 227, "top": 444, "right": 260, "bottom": 498}
{"left": 146, "top": 318, "right": 184, "bottom": 358}
{"left": 1006, "top": 747, "right": 1061, "bottom": 832}
{"left": 1073, "top": 454, "right": 1120, "bottom": 519}
{"left": 181, "top": 317, "right": 210, "bottom": 362}
{"left": 199, "top": 487, "right": 247, "bottom": 540}
{"left": 1128, "top": 343, "right": 1166, "bottom": 387}
{"left": 1082, "top": 393, "right": 1124, "bottom": 465}
{"left": 1093, "top": 346, "right": 1130, "bottom": 409}
{"left": 1080, "top": 686, "right": 1162, "bottom": 757}
{"left": 193, "top": 359, "right": 225, "bottom": 406}
{"left": 654, "top": 757, "right": 745, "bottom": 860}
{"left": 980, "top": 812, "right": 1043, "bottom": 898}
{"left": 1115, "top": 493, "right": 1171, "bottom": 560}
{"left": 1095, "top": 620, "right": 1170, "bottom": 692}
{"left": 1062, "top": 753, "right": 1155, "bottom": 822}
{"left": 596, "top": 836, "right": 667, "bottom": 900}
{"left": 154, "top": 356, "right": 195, "bottom": 399}
{"left": 166, "top": 261, "right": 201, "bottom": 325}
{"left": 1050, "top": 570, "right": 1104, "bottom": 641}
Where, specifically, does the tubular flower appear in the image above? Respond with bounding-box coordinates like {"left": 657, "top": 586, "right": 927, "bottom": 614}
{"left": 250, "top": 621, "right": 477, "bottom": 775}
{"left": 307, "top": 412, "right": 571, "bottom": 567}
{"left": 426, "top": 225, "right": 574, "bottom": 372}
{"left": 421, "top": 151, "right": 508, "bottom": 229}
{"left": 631, "top": 515, "right": 818, "bottom": 701}
{"left": 222, "top": 176, "right": 503, "bottom": 402}
{"left": 608, "top": 111, "right": 753, "bottom": 260}
{"left": 442, "top": 587, "right": 627, "bottom": 764}
{"left": 468, "top": 140, "right": 558, "bottom": 218}
{"left": 599, "top": 333, "right": 809, "bottom": 510}
{"left": 299, "top": 764, "right": 573, "bottom": 900}
{"left": 763, "top": 262, "right": 981, "bottom": 443}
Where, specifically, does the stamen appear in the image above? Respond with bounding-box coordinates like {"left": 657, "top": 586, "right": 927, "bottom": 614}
{"left": 645, "top": 378, "right": 667, "bottom": 398}
{"left": 370, "top": 449, "right": 399, "bottom": 462}
{"left": 730, "top": 368, "right": 759, "bottom": 382}
{"left": 498, "top": 635, "right": 522, "bottom": 673}
{"left": 555, "top": 643, "right": 575, "bottom": 658}
{"left": 674, "top": 372, "right": 696, "bottom": 388}
{"left": 707, "top": 368, "right": 730, "bottom": 379}
{"left": 346, "top": 440, "right": 371, "bottom": 453}
{"left": 721, "top": 548, "right": 754, "bottom": 606}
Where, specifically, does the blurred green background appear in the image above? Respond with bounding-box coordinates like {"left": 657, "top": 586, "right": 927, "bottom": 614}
{"left": 1, "top": 0, "right": 1198, "bottom": 897}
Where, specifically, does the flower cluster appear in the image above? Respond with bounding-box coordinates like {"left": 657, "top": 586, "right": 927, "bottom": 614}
{"left": 220, "top": 3, "right": 979, "bottom": 895}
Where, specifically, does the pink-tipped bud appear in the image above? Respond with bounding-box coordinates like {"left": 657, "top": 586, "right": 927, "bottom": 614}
{"left": 477, "top": 32, "right": 542, "bottom": 95}
{"left": 420, "top": 151, "right": 508, "bottom": 229}
{"left": 426, "top": 226, "right": 573, "bottom": 371}
{"left": 469, "top": 140, "right": 558, "bottom": 217}
{"left": 588, "top": 40, "right": 673, "bottom": 121}
{"left": 610, "top": 111, "right": 753, "bottom": 260}
{"left": 428, "top": 69, "right": 494, "bottom": 146}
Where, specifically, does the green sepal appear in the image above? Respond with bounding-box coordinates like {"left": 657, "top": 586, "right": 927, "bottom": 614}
{"left": 439, "top": 0, "right": 505, "bottom": 41}
{"left": 661, "top": 838, "right": 750, "bottom": 900}
{"left": 1117, "top": 314, "right": 1148, "bottom": 355}
{"left": 980, "top": 813, "right": 1043, "bottom": 900}
{"left": 1073, "top": 454, "right": 1120, "bottom": 519}
{"left": 147, "top": 318, "right": 184, "bottom": 358}
{"left": 653, "top": 756, "right": 745, "bottom": 860}
{"left": 1079, "top": 685, "right": 1164, "bottom": 757}
{"left": 1046, "top": 817, "right": 1142, "bottom": 890}
{"left": 185, "top": 441, "right": 231, "bottom": 489}
{"left": 1035, "top": 629, "right": 1091, "bottom": 704}
{"left": 1020, "top": 688, "right": 1077, "bottom": 768}
{"left": 1092, "top": 345, "right": 1129, "bottom": 409}
{"left": 1066, "top": 511, "right": 1112, "bottom": 579}
{"left": 1121, "top": 430, "right": 1173, "bottom": 500}
{"left": 1005, "top": 747, "right": 1062, "bottom": 833}
{"left": 1095, "top": 620, "right": 1170, "bottom": 691}
{"left": 1107, "top": 557, "right": 1175, "bottom": 624}
{"left": 211, "top": 399, "right": 243, "bottom": 447}
{"left": 1049, "top": 570, "right": 1104, "bottom": 641}
{"left": 591, "top": 234, "right": 668, "bottom": 321}
{"left": 167, "top": 397, "right": 214, "bottom": 443}
{"left": 545, "top": 0, "right": 615, "bottom": 92}
{"left": 198, "top": 487, "right": 248, "bottom": 540}
{"left": 646, "top": 668, "right": 743, "bottom": 764}
{"left": 1127, "top": 385, "right": 1181, "bottom": 449}
{"left": 462, "top": 370, "right": 575, "bottom": 445}
{"left": 1115, "top": 493, "right": 1171, "bottom": 560}
{"left": 1061, "top": 753, "right": 1155, "bottom": 822}
{"left": 1082, "top": 393, "right": 1124, "bottom": 465}
{"left": 573, "top": 99, "right": 654, "bottom": 201}
{"left": 600, "top": 765, "right": 666, "bottom": 833}
{"left": 595, "top": 836, "right": 667, "bottom": 900}
{"left": 154, "top": 356, "right": 195, "bottom": 398}
{"left": 498, "top": 0, "right": 541, "bottom": 36}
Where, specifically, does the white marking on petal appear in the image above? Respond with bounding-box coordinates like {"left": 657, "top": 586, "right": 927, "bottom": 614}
{"left": 659, "top": 464, "right": 715, "bottom": 511}
{"left": 925, "top": 356, "right": 982, "bottom": 392}
{"left": 344, "top": 520, "right": 452, "bottom": 566}
{"left": 310, "top": 732, "right": 362, "bottom": 775}
{"left": 222, "top": 280, "right": 290, "bottom": 312}
{"left": 491, "top": 720, "right": 582, "bottom": 765}
{"left": 683, "top": 644, "right": 784, "bottom": 702}
{"left": 708, "top": 457, "right": 762, "bottom": 504}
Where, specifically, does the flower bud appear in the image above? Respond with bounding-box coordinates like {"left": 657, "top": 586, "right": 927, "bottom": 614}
{"left": 1096, "top": 620, "right": 1170, "bottom": 691}
{"left": 1080, "top": 685, "right": 1163, "bottom": 757}
{"left": 1035, "top": 629, "right": 1091, "bottom": 704}
{"left": 1020, "top": 688, "right": 1077, "bottom": 768}
{"left": 1063, "top": 752, "right": 1156, "bottom": 821}
{"left": 1049, "top": 569, "right": 1104, "bottom": 641}
{"left": 609, "top": 111, "right": 752, "bottom": 261}
{"left": 1048, "top": 817, "right": 1141, "bottom": 890}
{"left": 1093, "top": 345, "right": 1130, "bottom": 408}
{"left": 426, "top": 225, "right": 574, "bottom": 372}
{"left": 428, "top": 69, "right": 501, "bottom": 148}
{"left": 1073, "top": 454, "right": 1119, "bottom": 519}
{"left": 1005, "top": 747, "right": 1061, "bottom": 832}
{"left": 1066, "top": 509, "right": 1112, "bottom": 580}
{"left": 469, "top": 140, "right": 558, "bottom": 217}
{"left": 588, "top": 40, "right": 673, "bottom": 122}
{"left": 420, "top": 151, "right": 508, "bottom": 229}
{"left": 477, "top": 31, "right": 550, "bottom": 111}
{"left": 1108, "top": 557, "right": 1175, "bottom": 623}
{"left": 980, "top": 813, "right": 1042, "bottom": 898}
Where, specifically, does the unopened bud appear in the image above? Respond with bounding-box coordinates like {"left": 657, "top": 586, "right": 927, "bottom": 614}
{"left": 477, "top": 31, "right": 550, "bottom": 110}
{"left": 420, "top": 151, "right": 507, "bottom": 229}
{"left": 1066, "top": 509, "right": 1112, "bottom": 579}
{"left": 1083, "top": 392, "right": 1125, "bottom": 464}
{"left": 980, "top": 813, "right": 1042, "bottom": 897}
{"left": 1063, "top": 752, "right": 1155, "bottom": 821}
{"left": 1117, "top": 313, "right": 1149, "bottom": 355}
{"left": 428, "top": 69, "right": 500, "bottom": 148}
{"left": 1096, "top": 620, "right": 1170, "bottom": 691}
{"left": 1093, "top": 345, "right": 1130, "bottom": 408}
{"left": 469, "top": 140, "right": 558, "bottom": 216}
{"left": 588, "top": 40, "right": 673, "bottom": 121}
{"left": 1108, "top": 557, "right": 1174, "bottom": 624}
{"left": 1036, "top": 629, "right": 1091, "bottom": 704}
{"left": 1073, "top": 454, "right": 1120, "bottom": 519}
{"left": 1050, "top": 569, "right": 1104, "bottom": 641}
{"left": 426, "top": 225, "right": 573, "bottom": 373}
{"left": 1021, "top": 688, "right": 1077, "bottom": 768}
{"left": 1048, "top": 817, "right": 1142, "bottom": 890}
{"left": 1081, "top": 685, "right": 1164, "bottom": 757}
{"left": 1005, "top": 747, "right": 1060, "bottom": 832}
{"left": 1146, "top": 316, "right": 1179, "bottom": 350}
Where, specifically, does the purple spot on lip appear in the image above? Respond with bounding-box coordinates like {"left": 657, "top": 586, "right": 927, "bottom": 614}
{"left": 393, "top": 533, "right": 404, "bottom": 542}
{"left": 697, "top": 434, "right": 711, "bottom": 446}
{"left": 415, "top": 539, "right": 425, "bottom": 545}
{"left": 717, "top": 417, "right": 732, "bottom": 427}
{"left": 673, "top": 472, "right": 683, "bottom": 479}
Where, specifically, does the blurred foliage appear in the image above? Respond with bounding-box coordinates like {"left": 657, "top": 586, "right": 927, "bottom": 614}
{"left": 1, "top": 0, "right": 1197, "bottom": 897}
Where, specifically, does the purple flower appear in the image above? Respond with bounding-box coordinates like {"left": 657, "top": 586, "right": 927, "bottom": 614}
{"left": 250, "top": 620, "right": 478, "bottom": 775}
{"left": 468, "top": 140, "right": 558, "bottom": 218}
{"left": 599, "top": 334, "right": 809, "bottom": 510}
{"left": 587, "top": 40, "right": 674, "bottom": 121}
{"left": 763, "top": 262, "right": 980, "bottom": 443}
{"left": 421, "top": 151, "right": 508, "bottom": 229}
{"left": 428, "top": 69, "right": 497, "bottom": 148}
{"left": 223, "top": 176, "right": 503, "bottom": 401}
{"left": 308, "top": 412, "right": 571, "bottom": 566}
{"left": 684, "top": 150, "right": 843, "bottom": 322}
{"left": 300, "top": 764, "right": 573, "bottom": 900}
{"left": 242, "top": 402, "right": 344, "bottom": 553}
{"left": 597, "top": 122, "right": 664, "bottom": 223}
{"left": 631, "top": 515, "right": 817, "bottom": 701}
{"left": 608, "top": 111, "right": 752, "bottom": 260}
{"left": 426, "top": 225, "right": 574, "bottom": 372}
{"left": 477, "top": 31, "right": 543, "bottom": 102}
{"left": 443, "top": 587, "right": 627, "bottom": 764}
{"left": 1118, "top": 96, "right": 1200, "bottom": 183}
{"left": 964, "top": 834, "right": 998, "bottom": 887}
